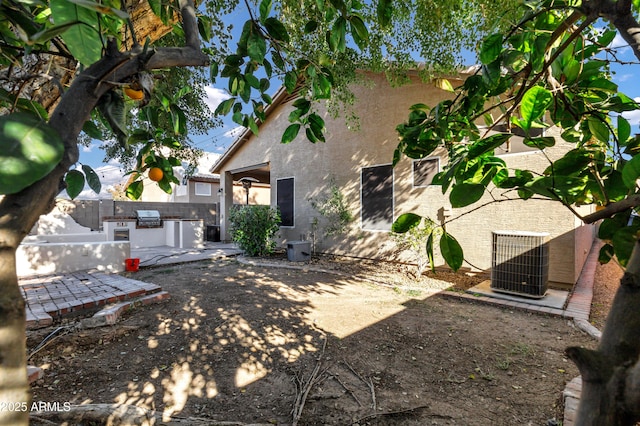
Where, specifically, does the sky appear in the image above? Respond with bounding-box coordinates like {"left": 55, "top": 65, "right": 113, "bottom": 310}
{"left": 74, "top": 12, "right": 640, "bottom": 199}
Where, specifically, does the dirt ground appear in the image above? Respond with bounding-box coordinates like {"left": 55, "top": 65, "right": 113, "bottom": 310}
{"left": 27, "top": 253, "right": 606, "bottom": 425}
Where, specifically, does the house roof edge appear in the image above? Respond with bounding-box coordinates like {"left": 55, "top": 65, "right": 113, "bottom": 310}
{"left": 210, "top": 86, "right": 289, "bottom": 174}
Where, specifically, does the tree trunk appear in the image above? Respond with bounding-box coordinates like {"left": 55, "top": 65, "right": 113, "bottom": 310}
{"left": 566, "top": 240, "right": 640, "bottom": 425}
{"left": 0, "top": 248, "right": 29, "bottom": 425}
{"left": 0, "top": 1, "right": 208, "bottom": 424}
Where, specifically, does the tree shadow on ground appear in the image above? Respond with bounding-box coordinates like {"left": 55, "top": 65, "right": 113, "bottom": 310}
{"left": 28, "top": 258, "right": 596, "bottom": 425}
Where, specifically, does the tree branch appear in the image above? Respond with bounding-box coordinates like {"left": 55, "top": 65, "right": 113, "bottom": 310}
{"left": 0, "top": 0, "right": 209, "bottom": 248}
{"left": 582, "top": 194, "right": 640, "bottom": 224}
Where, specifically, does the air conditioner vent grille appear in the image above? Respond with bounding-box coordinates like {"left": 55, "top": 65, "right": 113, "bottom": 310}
{"left": 491, "top": 231, "right": 549, "bottom": 298}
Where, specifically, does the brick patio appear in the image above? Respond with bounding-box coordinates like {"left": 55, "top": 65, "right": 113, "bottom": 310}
{"left": 20, "top": 271, "right": 162, "bottom": 329}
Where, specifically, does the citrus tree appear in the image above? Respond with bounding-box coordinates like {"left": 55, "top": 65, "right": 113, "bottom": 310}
{"left": 392, "top": 0, "right": 640, "bottom": 423}
{"left": 0, "top": 0, "right": 534, "bottom": 424}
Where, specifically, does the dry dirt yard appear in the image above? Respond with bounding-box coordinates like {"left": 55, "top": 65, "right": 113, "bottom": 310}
{"left": 27, "top": 253, "right": 606, "bottom": 425}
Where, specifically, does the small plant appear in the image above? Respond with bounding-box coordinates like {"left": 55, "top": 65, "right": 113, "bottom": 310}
{"left": 510, "top": 342, "right": 534, "bottom": 357}
{"left": 391, "top": 215, "right": 440, "bottom": 277}
{"left": 496, "top": 357, "right": 512, "bottom": 371}
{"left": 228, "top": 205, "right": 281, "bottom": 257}
{"left": 309, "top": 178, "right": 354, "bottom": 237}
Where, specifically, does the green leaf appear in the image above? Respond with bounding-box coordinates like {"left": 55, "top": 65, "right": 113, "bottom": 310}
{"left": 349, "top": 14, "right": 368, "bottom": 48}
{"left": 65, "top": 170, "right": 85, "bottom": 199}
{"left": 525, "top": 175, "right": 588, "bottom": 201}
{"left": 305, "top": 20, "right": 318, "bottom": 33}
{"left": 561, "top": 128, "right": 581, "bottom": 142}
{"left": 284, "top": 71, "right": 298, "bottom": 93}
{"left": 479, "top": 33, "right": 503, "bottom": 65}
{"left": 282, "top": 123, "right": 300, "bottom": 144}
{"left": 29, "top": 21, "right": 81, "bottom": 44}
{"left": 248, "top": 117, "right": 259, "bottom": 136}
{"left": 259, "top": 0, "right": 272, "bottom": 23}
{"left": 587, "top": 118, "right": 610, "bottom": 143}
{"left": 467, "top": 133, "right": 510, "bottom": 159}
{"left": 308, "top": 113, "right": 326, "bottom": 142}
{"left": 158, "top": 175, "right": 173, "bottom": 194}
{"left": 305, "top": 127, "right": 320, "bottom": 143}
{"left": 622, "top": 155, "right": 640, "bottom": 189}
{"left": 523, "top": 136, "right": 555, "bottom": 149}
{"left": 264, "top": 17, "right": 289, "bottom": 42}
{"left": 247, "top": 31, "right": 267, "bottom": 63}
{"left": 598, "top": 29, "right": 617, "bottom": 48}
{"left": 0, "top": 113, "right": 64, "bottom": 195}
{"left": 450, "top": 183, "right": 485, "bottom": 208}
{"left": 598, "top": 215, "right": 628, "bottom": 240}
{"left": 440, "top": 232, "right": 464, "bottom": 272}
{"left": 214, "top": 98, "right": 235, "bottom": 116}
{"left": 313, "top": 74, "right": 332, "bottom": 99}
{"left": 82, "top": 164, "right": 101, "bottom": 194}
{"left": 66, "top": 0, "right": 129, "bottom": 19}
{"left": 519, "top": 86, "right": 552, "bottom": 131}
{"left": 598, "top": 243, "right": 615, "bottom": 264}
{"left": 587, "top": 78, "right": 618, "bottom": 93}
{"left": 198, "top": 15, "right": 213, "bottom": 40}
{"left": 618, "top": 115, "right": 631, "bottom": 144}
{"left": 147, "top": 0, "right": 161, "bottom": 16}
{"left": 14, "top": 98, "right": 48, "bottom": 120}
{"left": 50, "top": 0, "right": 102, "bottom": 66}
{"left": 377, "top": 0, "right": 393, "bottom": 28}
{"left": 433, "top": 78, "right": 454, "bottom": 93}
{"left": 329, "top": 16, "right": 347, "bottom": 52}
{"left": 82, "top": 120, "right": 103, "bottom": 139}
{"left": 612, "top": 227, "right": 638, "bottom": 267}
{"left": 127, "top": 129, "right": 153, "bottom": 145}
{"left": 126, "top": 180, "right": 144, "bottom": 200}
{"left": 392, "top": 213, "right": 422, "bottom": 233}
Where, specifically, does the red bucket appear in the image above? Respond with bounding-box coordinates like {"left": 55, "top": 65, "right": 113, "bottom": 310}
{"left": 125, "top": 258, "right": 140, "bottom": 272}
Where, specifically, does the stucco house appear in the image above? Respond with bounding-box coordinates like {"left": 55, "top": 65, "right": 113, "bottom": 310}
{"left": 137, "top": 151, "right": 269, "bottom": 205}
{"left": 211, "top": 70, "right": 596, "bottom": 290}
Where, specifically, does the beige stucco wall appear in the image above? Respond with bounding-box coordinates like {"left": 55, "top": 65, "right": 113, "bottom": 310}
{"left": 217, "top": 71, "right": 595, "bottom": 285}
{"left": 232, "top": 183, "right": 270, "bottom": 205}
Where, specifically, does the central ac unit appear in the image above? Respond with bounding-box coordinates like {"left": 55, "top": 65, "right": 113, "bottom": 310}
{"left": 491, "top": 231, "right": 549, "bottom": 298}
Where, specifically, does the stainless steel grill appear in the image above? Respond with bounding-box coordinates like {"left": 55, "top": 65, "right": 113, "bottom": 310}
{"left": 136, "top": 210, "right": 161, "bottom": 227}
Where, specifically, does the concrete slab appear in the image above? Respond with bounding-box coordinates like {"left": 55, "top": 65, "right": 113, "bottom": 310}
{"left": 131, "top": 242, "right": 242, "bottom": 268}
{"left": 466, "top": 280, "right": 569, "bottom": 310}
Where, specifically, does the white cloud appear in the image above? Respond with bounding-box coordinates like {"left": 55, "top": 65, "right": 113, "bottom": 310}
{"left": 74, "top": 164, "right": 127, "bottom": 200}
{"left": 609, "top": 32, "right": 630, "bottom": 52}
{"left": 224, "top": 126, "right": 246, "bottom": 139}
{"left": 616, "top": 73, "right": 634, "bottom": 83}
{"left": 203, "top": 86, "right": 231, "bottom": 113}
{"left": 82, "top": 143, "right": 98, "bottom": 153}
{"left": 621, "top": 97, "right": 640, "bottom": 126}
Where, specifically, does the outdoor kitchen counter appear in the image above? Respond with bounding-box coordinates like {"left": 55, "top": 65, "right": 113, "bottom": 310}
{"left": 103, "top": 218, "right": 204, "bottom": 249}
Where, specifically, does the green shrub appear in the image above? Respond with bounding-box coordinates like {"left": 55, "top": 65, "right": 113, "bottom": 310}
{"left": 228, "top": 205, "right": 281, "bottom": 256}
{"left": 391, "top": 216, "right": 440, "bottom": 277}
{"left": 308, "top": 178, "right": 354, "bottom": 237}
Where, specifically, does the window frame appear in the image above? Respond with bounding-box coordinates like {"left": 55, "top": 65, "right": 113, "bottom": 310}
{"left": 194, "top": 182, "right": 212, "bottom": 196}
{"left": 412, "top": 157, "right": 440, "bottom": 188}
{"left": 276, "top": 177, "right": 295, "bottom": 228}
{"left": 360, "top": 163, "right": 394, "bottom": 232}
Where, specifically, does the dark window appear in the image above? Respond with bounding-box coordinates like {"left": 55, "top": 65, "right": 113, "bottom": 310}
{"left": 277, "top": 177, "right": 294, "bottom": 227}
{"left": 361, "top": 164, "right": 393, "bottom": 231}
{"left": 413, "top": 158, "right": 439, "bottom": 187}
{"left": 491, "top": 124, "right": 544, "bottom": 155}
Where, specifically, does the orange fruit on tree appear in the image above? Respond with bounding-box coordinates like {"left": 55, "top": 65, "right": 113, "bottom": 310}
{"left": 148, "top": 167, "right": 164, "bottom": 182}
{"left": 124, "top": 87, "right": 144, "bottom": 100}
